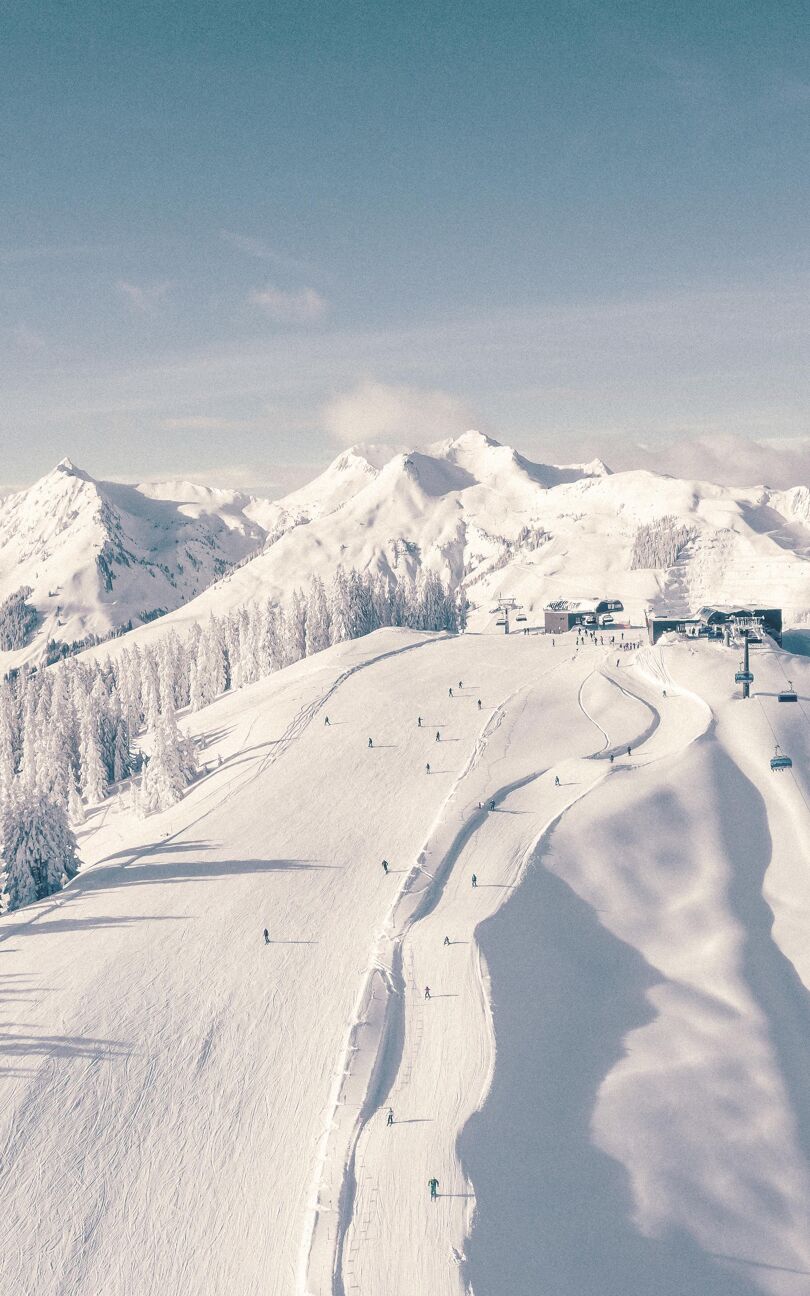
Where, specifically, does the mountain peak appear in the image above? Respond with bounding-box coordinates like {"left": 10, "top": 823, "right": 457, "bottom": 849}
{"left": 49, "top": 456, "right": 93, "bottom": 484}
{"left": 449, "top": 430, "right": 502, "bottom": 451}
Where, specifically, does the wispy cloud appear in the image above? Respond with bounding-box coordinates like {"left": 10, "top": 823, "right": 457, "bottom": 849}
{"left": 115, "top": 279, "right": 173, "bottom": 312}
{"left": 249, "top": 284, "right": 328, "bottom": 324}
{"left": 322, "top": 380, "right": 475, "bottom": 446}
{"left": 221, "top": 230, "right": 316, "bottom": 277}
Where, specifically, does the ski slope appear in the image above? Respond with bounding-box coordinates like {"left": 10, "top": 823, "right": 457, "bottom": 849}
{"left": 3, "top": 627, "right": 810, "bottom": 1295}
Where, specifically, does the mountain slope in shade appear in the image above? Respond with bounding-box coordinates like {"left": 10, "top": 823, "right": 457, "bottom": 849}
{"left": 0, "top": 458, "right": 268, "bottom": 656}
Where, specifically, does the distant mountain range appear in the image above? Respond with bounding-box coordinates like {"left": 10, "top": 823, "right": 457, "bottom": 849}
{"left": 4, "top": 432, "right": 810, "bottom": 670}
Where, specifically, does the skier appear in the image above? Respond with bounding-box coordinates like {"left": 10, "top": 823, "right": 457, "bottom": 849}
{"left": 471, "top": 873, "right": 478, "bottom": 888}
{"left": 263, "top": 928, "right": 270, "bottom": 945}
{"left": 458, "top": 680, "right": 463, "bottom": 689}
{"left": 616, "top": 658, "right": 620, "bottom": 667}
{"left": 368, "top": 737, "right": 373, "bottom": 748}
{"left": 444, "top": 935, "right": 450, "bottom": 946}
{"left": 387, "top": 1108, "right": 394, "bottom": 1127}
{"left": 449, "top": 687, "right": 453, "bottom": 697}
{"left": 477, "top": 699, "right": 482, "bottom": 710}
{"left": 554, "top": 775, "right": 560, "bottom": 787}
{"left": 417, "top": 716, "right": 422, "bottom": 727}
{"left": 663, "top": 689, "right": 667, "bottom": 698}
{"left": 382, "top": 859, "right": 389, "bottom": 875}
{"left": 324, "top": 716, "right": 330, "bottom": 726}
{"left": 426, "top": 762, "right": 431, "bottom": 774}
{"left": 424, "top": 985, "right": 431, "bottom": 1000}
{"left": 429, "top": 1177, "right": 439, "bottom": 1200}
{"left": 627, "top": 746, "right": 631, "bottom": 757}
{"left": 609, "top": 753, "right": 614, "bottom": 764}
{"left": 489, "top": 799, "right": 495, "bottom": 811}
{"left": 435, "top": 731, "right": 440, "bottom": 742}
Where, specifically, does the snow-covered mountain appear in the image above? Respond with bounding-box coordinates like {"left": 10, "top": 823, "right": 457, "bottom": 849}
{"left": 0, "top": 458, "right": 268, "bottom": 656}
{"left": 6, "top": 432, "right": 810, "bottom": 673}
{"left": 114, "top": 429, "right": 810, "bottom": 648}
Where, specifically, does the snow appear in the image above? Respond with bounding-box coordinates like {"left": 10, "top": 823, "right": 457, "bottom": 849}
{"left": 0, "top": 462, "right": 269, "bottom": 672}
{"left": 5, "top": 621, "right": 810, "bottom": 1295}
{"left": 7, "top": 435, "right": 810, "bottom": 676}
{"left": 60, "top": 432, "right": 810, "bottom": 673}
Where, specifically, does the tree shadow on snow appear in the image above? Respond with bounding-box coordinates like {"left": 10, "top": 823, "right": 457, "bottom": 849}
{"left": 459, "top": 852, "right": 761, "bottom": 1296}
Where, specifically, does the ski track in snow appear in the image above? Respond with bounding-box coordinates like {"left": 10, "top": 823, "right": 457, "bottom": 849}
{"left": 309, "top": 647, "right": 700, "bottom": 1296}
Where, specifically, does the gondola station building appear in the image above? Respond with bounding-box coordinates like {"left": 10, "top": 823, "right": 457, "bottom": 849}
{"left": 543, "top": 598, "right": 624, "bottom": 634}
{"left": 645, "top": 605, "right": 783, "bottom": 646}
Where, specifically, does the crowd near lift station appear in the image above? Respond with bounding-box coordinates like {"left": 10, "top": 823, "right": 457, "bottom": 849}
{"left": 543, "top": 598, "right": 624, "bottom": 635}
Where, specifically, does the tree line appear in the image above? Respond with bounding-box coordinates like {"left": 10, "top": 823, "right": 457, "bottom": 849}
{"left": 0, "top": 567, "right": 465, "bottom": 912}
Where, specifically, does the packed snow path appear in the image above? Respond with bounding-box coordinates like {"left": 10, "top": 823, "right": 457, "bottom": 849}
{"left": 4, "top": 629, "right": 810, "bottom": 1296}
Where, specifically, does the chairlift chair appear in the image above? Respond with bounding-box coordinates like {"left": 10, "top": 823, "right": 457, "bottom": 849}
{"left": 735, "top": 670, "right": 754, "bottom": 684}
{"left": 516, "top": 614, "right": 527, "bottom": 622}
{"left": 770, "top": 745, "right": 793, "bottom": 771}
{"left": 495, "top": 618, "right": 507, "bottom": 627}
{"left": 778, "top": 681, "right": 798, "bottom": 703}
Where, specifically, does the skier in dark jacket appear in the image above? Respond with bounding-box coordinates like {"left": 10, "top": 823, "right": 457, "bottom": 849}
{"left": 368, "top": 737, "right": 373, "bottom": 748}
{"left": 263, "top": 928, "right": 270, "bottom": 945}
{"left": 435, "top": 731, "right": 440, "bottom": 742}
{"left": 471, "top": 873, "right": 478, "bottom": 888}
{"left": 444, "top": 935, "right": 450, "bottom": 946}
{"left": 429, "top": 1177, "right": 439, "bottom": 1200}
{"left": 417, "top": 716, "right": 422, "bottom": 727}
{"left": 426, "top": 762, "right": 431, "bottom": 774}
{"left": 324, "top": 716, "right": 330, "bottom": 726}
{"left": 424, "top": 985, "right": 431, "bottom": 999}
{"left": 382, "top": 859, "right": 389, "bottom": 874}
{"left": 477, "top": 699, "right": 482, "bottom": 709}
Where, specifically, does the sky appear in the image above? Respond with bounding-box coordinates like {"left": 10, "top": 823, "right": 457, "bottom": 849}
{"left": 2, "top": 0, "right": 810, "bottom": 494}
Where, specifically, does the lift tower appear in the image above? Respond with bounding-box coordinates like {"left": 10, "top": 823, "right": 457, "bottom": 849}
{"left": 490, "top": 597, "right": 523, "bottom": 635}
{"left": 734, "top": 630, "right": 754, "bottom": 699}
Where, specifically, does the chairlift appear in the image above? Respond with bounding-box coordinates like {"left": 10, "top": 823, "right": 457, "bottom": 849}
{"left": 770, "top": 745, "right": 793, "bottom": 771}
{"left": 734, "top": 670, "right": 754, "bottom": 684}
{"left": 516, "top": 614, "right": 527, "bottom": 623}
{"left": 778, "top": 681, "right": 798, "bottom": 703}
{"left": 495, "top": 618, "right": 507, "bottom": 627}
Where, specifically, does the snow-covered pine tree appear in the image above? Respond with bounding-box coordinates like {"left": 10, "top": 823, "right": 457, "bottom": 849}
{"left": 0, "top": 683, "right": 17, "bottom": 794}
{"left": 77, "top": 687, "right": 107, "bottom": 805}
{"left": 1, "top": 789, "right": 79, "bottom": 912}
{"left": 306, "top": 576, "right": 332, "bottom": 654}
{"left": 286, "top": 589, "right": 308, "bottom": 664}
{"left": 68, "top": 778, "right": 86, "bottom": 825}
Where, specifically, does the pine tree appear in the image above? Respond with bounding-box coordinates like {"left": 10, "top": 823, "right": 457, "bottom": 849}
{"left": 1, "top": 789, "right": 79, "bottom": 912}
{"left": 306, "top": 577, "right": 332, "bottom": 654}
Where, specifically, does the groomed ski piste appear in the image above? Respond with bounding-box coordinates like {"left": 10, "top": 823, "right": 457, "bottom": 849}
{"left": 4, "top": 625, "right": 810, "bottom": 1295}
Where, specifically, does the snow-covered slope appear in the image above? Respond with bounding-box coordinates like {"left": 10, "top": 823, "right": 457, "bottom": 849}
{"left": 109, "top": 430, "right": 810, "bottom": 655}
{"left": 5, "top": 627, "right": 810, "bottom": 1295}
{"left": 0, "top": 459, "right": 268, "bottom": 660}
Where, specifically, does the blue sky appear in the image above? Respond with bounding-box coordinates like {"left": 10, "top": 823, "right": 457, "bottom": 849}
{"left": 2, "top": 0, "right": 810, "bottom": 491}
